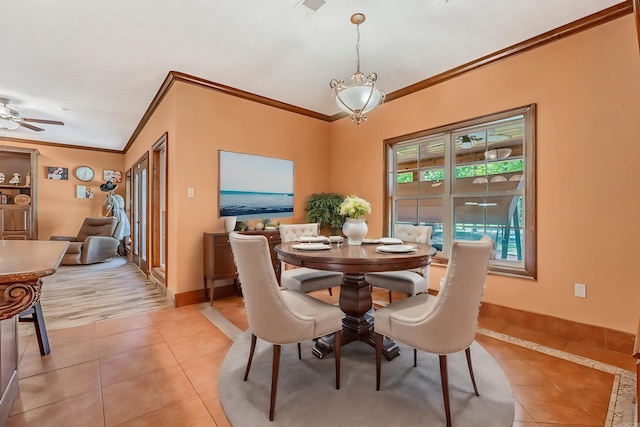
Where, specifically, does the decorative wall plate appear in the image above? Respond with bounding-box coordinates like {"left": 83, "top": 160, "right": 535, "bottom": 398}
{"left": 14, "top": 194, "right": 31, "bottom": 205}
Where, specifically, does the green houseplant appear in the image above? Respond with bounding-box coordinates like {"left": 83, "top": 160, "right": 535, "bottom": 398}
{"left": 305, "top": 193, "right": 345, "bottom": 235}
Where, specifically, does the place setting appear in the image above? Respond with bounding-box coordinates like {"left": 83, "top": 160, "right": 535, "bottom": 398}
{"left": 375, "top": 244, "right": 418, "bottom": 254}
{"left": 362, "top": 237, "right": 403, "bottom": 245}
{"left": 291, "top": 242, "right": 331, "bottom": 251}
{"left": 360, "top": 236, "right": 417, "bottom": 254}
{"left": 292, "top": 236, "right": 331, "bottom": 250}
{"left": 297, "top": 236, "right": 330, "bottom": 243}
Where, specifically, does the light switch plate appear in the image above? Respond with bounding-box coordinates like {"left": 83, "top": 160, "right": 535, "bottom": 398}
{"left": 574, "top": 283, "right": 586, "bottom": 298}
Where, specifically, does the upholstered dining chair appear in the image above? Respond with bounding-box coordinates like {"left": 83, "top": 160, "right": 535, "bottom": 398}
{"left": 374, "top": 235, "right": 494, "bottom": 427}
{"left": 365, "top": 224, "right": 432, "bottom": 303}
{"left": 229, "top": 232, "right": 343, "bottom": 421}
{"left": 279, "top": 223, "right": 343, "bottom": 296}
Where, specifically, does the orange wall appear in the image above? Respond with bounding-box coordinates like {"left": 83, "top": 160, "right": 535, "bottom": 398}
{"left": 124, "top": 86, "right": 178, "bottom": 292}
{"left": 20, "top": 13, "right": 634, "bottom": 334}
{"left": 125, "top": 82, "right": 332, "bottom": 298}
{"left": 0, "top": 138, "right": 124, "bottom": 239}
{"left": 329, "top": 15, "right": 640, "bottom": 333}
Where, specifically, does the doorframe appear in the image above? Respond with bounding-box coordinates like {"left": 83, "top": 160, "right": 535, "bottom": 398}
{"left": 150, "top": 133, "right": 168, "bottom": 288}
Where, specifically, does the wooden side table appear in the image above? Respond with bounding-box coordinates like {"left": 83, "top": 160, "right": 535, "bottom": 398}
{"left": 203, "top": 230, "right": 281, "bottom": 301}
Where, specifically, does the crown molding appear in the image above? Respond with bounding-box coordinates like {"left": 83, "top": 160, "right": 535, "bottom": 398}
{"left": 0, "top": 135, "right": 122, "bottom": 153}
{"left": 382, "top": 1, "right": 633, "bottom": 106}
{"left": 122, "top": 71, "right": 331, "bottom": 153}
{"left": 125, "top": 2, "right": 634, "bottom": 147}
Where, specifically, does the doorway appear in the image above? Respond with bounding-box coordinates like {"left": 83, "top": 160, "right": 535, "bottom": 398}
{"left": 131, "top": 153, "right": 148, "bottom": 273}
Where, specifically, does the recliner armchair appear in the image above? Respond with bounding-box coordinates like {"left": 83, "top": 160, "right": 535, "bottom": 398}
{"left": 50, "top": 217, "right": 120, "bottom": 265}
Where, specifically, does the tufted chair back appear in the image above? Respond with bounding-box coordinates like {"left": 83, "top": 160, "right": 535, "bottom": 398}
{"left": 394, "top": 224, "right": 432, "bottom": 244}
{"left": 278, "top": 223, "right": 319, "bottom": 243}
{"left": 394, "top": 224, "right": 432, "bottom": 277}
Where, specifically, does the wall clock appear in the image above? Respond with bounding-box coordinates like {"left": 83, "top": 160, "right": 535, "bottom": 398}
{"left": 75, "top": 166, "right": 95, "bottom": 182}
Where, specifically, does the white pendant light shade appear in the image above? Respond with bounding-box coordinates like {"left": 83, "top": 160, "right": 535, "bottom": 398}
{"left": 484, "top": 148, "right": 512, "bottom": 160}
{"left": 335, "top": 83, "right": 383, "bottom": 115}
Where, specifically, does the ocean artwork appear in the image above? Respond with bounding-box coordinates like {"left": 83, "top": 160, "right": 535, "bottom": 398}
{"left": 219, "top": 151, "right": 294, "bottom": 220}
{"left": 220, "top": 191, "right": 293, "bottom": 220}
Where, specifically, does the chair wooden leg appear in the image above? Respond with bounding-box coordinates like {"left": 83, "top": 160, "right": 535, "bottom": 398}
{"left": 439, "top": 355, "right": 452, "bottom": 427}
{"left": 328, "top": 287, "right": 333, "bottom": 296}
{"left": 413, "top": 348, "right": 417, "bottom": 367}
{"left": 19, "top": 301, "right": 50, "bottom": 356}
{"left": 297, "top": 342, "right": 301, "bottom": 360}
{"left": 388, "top": 289, "right": 393, "bottom": 303}
{"left": 334, "top": 330, "right": 341, "bottom": 389}
{"left": 465, "top": 347, "right": 479, "bottom": 396}
{"left": 244, "top": 333, "right": 257, "bottom": 381}
{"left": 375, "top": 332, "right": 383, "bottom": 391}
{"left": 269, "top": 344, "right": 281, "bottom": 421}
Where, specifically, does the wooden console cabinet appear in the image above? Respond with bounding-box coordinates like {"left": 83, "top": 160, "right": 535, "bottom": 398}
{"left": 203, "top": 230, "right": 281, "bottom": 301}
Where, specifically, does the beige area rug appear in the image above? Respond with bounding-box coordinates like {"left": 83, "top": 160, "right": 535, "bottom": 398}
{"left": 218, "top": 330, "right": 514, "bottom": 427}
{"left": 21, "top": 257, "right": 170, "bottom": 335}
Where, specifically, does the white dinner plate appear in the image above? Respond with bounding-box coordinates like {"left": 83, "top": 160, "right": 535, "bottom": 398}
{"left": 379, "top": 237, "right": 403, "bottom": 245}
{"left": 298, "top": 236, "right": 330, "bottom": 243}
{"left": 376, "top": 244, "right": 417, "bottom": 254}
{"left": 292, "top": 243, "right": 331, "bottom": 251}
{"left": 362, "top": 238, "right": 380, "bottom": 244}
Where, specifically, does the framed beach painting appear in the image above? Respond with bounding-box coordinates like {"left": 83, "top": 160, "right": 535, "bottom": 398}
{"left": 219, "top": 151, "right": 294, "bottom": 220}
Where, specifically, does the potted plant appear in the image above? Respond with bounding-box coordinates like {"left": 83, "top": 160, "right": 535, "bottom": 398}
{"left": 305, "top": 193, "right": 345, "bottom": 235}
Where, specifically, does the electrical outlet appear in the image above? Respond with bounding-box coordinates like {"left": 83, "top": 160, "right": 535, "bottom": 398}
{"left": 574, "top": 283, "right": 586, "bottom": 298}
{"left": 187, "top": 187, "right": 195, "bottom": 198}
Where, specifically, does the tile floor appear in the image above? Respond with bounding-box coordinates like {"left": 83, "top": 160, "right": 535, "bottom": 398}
{"left": 6, "top": 287, "right": 636, "bottom": 426}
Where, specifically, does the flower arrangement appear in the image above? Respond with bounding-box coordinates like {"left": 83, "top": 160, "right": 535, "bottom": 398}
{"left": 339, "top": 195, "right": 371, "bottom": 219}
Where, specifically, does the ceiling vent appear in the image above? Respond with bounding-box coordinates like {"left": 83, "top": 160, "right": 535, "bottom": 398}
{"left": 301, "top": 0, "right": 326, "bottom": 12}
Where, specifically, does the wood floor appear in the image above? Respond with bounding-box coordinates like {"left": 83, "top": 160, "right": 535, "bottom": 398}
{"left": 9, "top": 258, "right": 637, "bottom": 426}
{"left": 20, "top": 257, "right": 170, "bottom": 335}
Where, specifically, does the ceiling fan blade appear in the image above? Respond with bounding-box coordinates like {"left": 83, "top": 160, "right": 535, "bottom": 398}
{"left": 17, "top": 121, "right": 44, "bottom": 132}
{"left": 22, "top": 118, "right": 65, "bottom": 126}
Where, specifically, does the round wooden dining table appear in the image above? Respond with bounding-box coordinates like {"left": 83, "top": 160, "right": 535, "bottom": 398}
{"left": 275, "top": 240, "right": 436, "bottom": 360}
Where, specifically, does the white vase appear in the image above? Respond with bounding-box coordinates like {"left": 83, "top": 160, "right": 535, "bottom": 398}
{"left": 342, "top": 218, "right": 368, "bottom": 245}
{"left": 222, "top": 216, "right": 237, "bottom": 233}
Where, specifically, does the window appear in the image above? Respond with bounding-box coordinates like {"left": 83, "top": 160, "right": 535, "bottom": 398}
{"left": 385, "top": 105, "right": 536, "bottom": 278}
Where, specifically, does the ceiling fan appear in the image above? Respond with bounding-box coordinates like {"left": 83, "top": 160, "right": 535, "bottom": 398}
{"left": 0, "top": 97, "right": 64, "bottom": 132}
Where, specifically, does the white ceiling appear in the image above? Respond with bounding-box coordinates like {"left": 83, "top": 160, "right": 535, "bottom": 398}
{"left": 0, "top": 0, "right": 622, "bottom": 151}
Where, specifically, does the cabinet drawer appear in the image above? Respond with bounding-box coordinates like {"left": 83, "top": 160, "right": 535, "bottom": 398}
{"left": 213, "top": 234, "right": 231, "bottom": 245}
